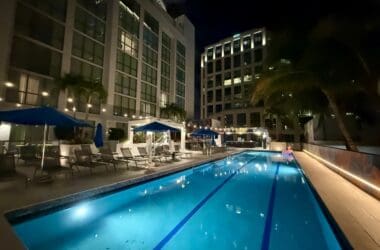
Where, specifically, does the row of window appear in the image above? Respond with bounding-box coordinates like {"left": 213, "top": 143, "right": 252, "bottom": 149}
{"left": 205, "top": 110, "right": 261, "bottom": 127}
{"left": 75, "top": 6, "right": 105, "bottom": 43}
{"left": 205, "top": 68, "right": 262, "bottom": 88}
{"left": 204, "top": 85, "right": 252, "bottom": 102}
{"left": 206, "top": 32, "right": 264, "bottom": 60}
{"left": 115, "top": 72, "right": 137, "bottom": 97}
{"left": 119, "top": 0, "right": 140, "bottom": 38}
{"left": 117, "top": 50, "right": 138, "bottom": 77}
{"left": 113, "top": 94, "right": 136, "bottom": 116}
{"left": 72, "top": 32, "right": 104, "bottom": 66}
{"left": 118, "top": 29, "right": 139, "bottom": 57}
{"left": 205, "top": 49, "right": 263, "bottom": 74}
{"left": 21, "top": 0, "right": 67, "bottom": 21}
{"left": 70, "top": 58, "right": 102, "bottom": 83}
{"left": 141, "top": 63, "right": 157, "bottom": 85}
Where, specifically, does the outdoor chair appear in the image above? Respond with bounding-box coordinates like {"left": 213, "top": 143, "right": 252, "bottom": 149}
{"left": 160, "top": 145, "right": 179, "bottom": 161}
{"left": 80, "top": 144, "right": 99, "bottom": 160}
{"left": 72, "top": 149, "right": 108, "bottom": 173}
{"left": 19, "top": 145, "right": 39, "bottom": 166}
{"left": 139, "top": 146, "right": 169, "bottom": 162}
{"left": 119, "top": 148, "right": 149, "bottom": 168}
{"left": 0, "top": 153, "right": 28, "bottom": 187}
{"left": 98, "top": 147, "right": 127, "bottom": 171}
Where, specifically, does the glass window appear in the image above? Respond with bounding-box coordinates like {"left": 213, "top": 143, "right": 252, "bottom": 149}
{"left": 72, "top": 32, "right": 104, "bottom": 66}
{"left": 207, "top": 62, "right": 213, "bottom": 74}
{"left": 243, "top": 52, "right": 251, "bottom": 65}
{"left": 22, "top": 0, "right": 67, "bottom": 21}
{"left": 224, "top": 87, "right": 231, "bottom": 99}
{"left": 175, "top": 96, "right": 185, "bottom": 109}
{"left": 75, "top": 7, "right": 105, "bottom": 42}
{"left": 117, "top": 50, "right": 138, "bottom": 76}
{"left": 143, "top": 27, "right": 158, "bottom": 51}
{"left": 77, "top": 0, "right": 107, "bottom": 20}
{"left": 144, "top": 11, "right": 159, "bottom": 34}
{"left": 141, "top": 64, "right": 157, "bottom": 84}
{"left": 176, "top": 82, "right": 185, "bottom": 97}
{"left": 224, "top": 72, "right": 231, "bottom": 86}
{"left": 224, "top": 43, "right": 231, "bottom": 55}
{"left": 225, "top": 114, "right": 233, "bottom": 125}
{"left": 118, "top": 29, "right": 138, "bottom": 57}
{"left": 70, "top": 58, "right": 102, "bottom": 83}
{"left": 207, "top": 76, "right": 213, "bottom": 88}
{"left": 207, "top": 48, "right": 213, "bottom": 60}
{"left": 177, "top": 41, "right": 186, "bottom": 57}
{"left": 15, "top": 4, "right": 65, "bottom": 50}
{"left": 215, "top": 74, "right": 222, "bottom": 86}
{"left": 176, "top": 54, "right": 185, "bottom": 70}
{"left": 224, "top": 57, "right": 231, "bottom": 70}
{"left": 119, "top": 0, "right": 140, "bottom": 38}
{"left": 215, "top": 60, "right": 222, "bottom": 72}
{"left": 215, "top": 45, "right": 222, "bottom": 58}
{"left": 11, "top": 37, "right": 62, "bottom": 77}
{"left": 225, "top": 103, "right": 231, "bottom": 111}
{"left": 207, "top": 105, "right": 213, "bottom": 115}
{"left": 244, "top": 68, "right": 252, "bottom": 82}
{"left": 216, "top": 104, "right": 222, "bottom": 113}
{"left": 161, "top": 77, "right": 170, "bottom": 92}
{"left": 143, "top": 45, "right": 158, "bottom": 67}
{"left": 140, "top": 102, "right": 156, "bottom": 116}
{"left": 141, "top": 82, "right": 156, "bottom": 102}
{"left": 233, "top": 70, "right": 241, "bottom": 84}
{"left": 254, "top": 65, "right": 263, "bottom": 74}
{"left": 254, "top": 49, "right": 263, "bottom": 62}
{"left": 237, "top": 113, "right": 246, "bottom": 126}
{"left": 216, "top": 89, "right": 222, "bottom": 101}
{"left": 243, "top": 36, "right": 251, "bottom": 50}
{"left": 254, "top": 32, "right": 263, "bottom": 47}
{"left": 161, "top": 62, "right": 170, "bottom": 78}
{"left": 115, "top": 72, "right": 137, "bottom": 97}
{"left": 233, "top": 55, "right": 241, "bottom": 68}
{"left": 233, "top": 39, "right": 240, "bottom": 53}
{"left": 113, "top": 94, "right": 136, "bottom": 116}
{"left": 162, "top": 46, "right": 171, "bottom": 63}
{"left": 207, "top": 90, "right": 213, "bottom": 102}
{"left": 162, "top": 32, "right": 171, "bottom": 48}
{"left": 250, "top": 112, "right": 261, "bottom": 127}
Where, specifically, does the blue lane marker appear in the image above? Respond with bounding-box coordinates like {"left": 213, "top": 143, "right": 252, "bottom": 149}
{"left": 261, "top": 162, "right": 280, "bottom": 250}
{"left": 153, "top": 158, "right": 257, "bottom": 250}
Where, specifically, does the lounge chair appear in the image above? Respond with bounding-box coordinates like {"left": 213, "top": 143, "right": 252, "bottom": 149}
{"left": 19, "top": 145, "right": 40, "bottom": 166}
{"left": 119, "top": 148, "right": 149, "bottom": 168}
{"left": 72, "top": 149, "right": 108, "bottom": 173}
{"left": 138, "top": 147, "right": 169, "bottom": 162}
{"left": 174, "top": 145, "right": 192, "bottom": 158}
{"left": 0, "top": 153, "right": 28, "bottom": 187}
{"left": 98, "top": 147, "right": 127, "bottom": 171}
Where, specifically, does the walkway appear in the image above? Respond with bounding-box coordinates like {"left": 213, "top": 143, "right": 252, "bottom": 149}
{"left": 295, "top": 151, "right": 380, "bottom": 250}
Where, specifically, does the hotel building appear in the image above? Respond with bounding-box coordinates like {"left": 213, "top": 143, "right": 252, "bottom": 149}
{"left": 0, "top": 0, "right": 194, "bottom": 139}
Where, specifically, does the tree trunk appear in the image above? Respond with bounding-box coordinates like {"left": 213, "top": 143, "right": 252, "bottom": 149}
{"left": 322, "top": 89, "right": 358, "bottom": 151}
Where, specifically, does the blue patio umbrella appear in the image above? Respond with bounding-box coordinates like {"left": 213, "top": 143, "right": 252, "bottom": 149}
{"left": 94, "top": 123, "right": 104, "bottom": 148}
{"left": 0, "top": 106, "right": 91, "bottom": 170}
{"left": 133, "top": 121, "right": 180, "bottom": 132}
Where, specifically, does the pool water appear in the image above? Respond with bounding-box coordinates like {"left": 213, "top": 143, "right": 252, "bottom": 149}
{"left": 11, "top": 151, "right": 344, "bottom": 249}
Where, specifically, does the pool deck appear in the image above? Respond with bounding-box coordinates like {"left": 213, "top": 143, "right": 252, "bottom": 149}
{"left": 0, "top": 149, "right": 379, "bottom": 249}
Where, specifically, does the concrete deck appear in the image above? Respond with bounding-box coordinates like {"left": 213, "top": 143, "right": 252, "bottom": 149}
{"left": 295, "top": 152, "right": 380, "bottom": 250}
{"left": 1, "top": 150, "right": 379, "bottom": 250}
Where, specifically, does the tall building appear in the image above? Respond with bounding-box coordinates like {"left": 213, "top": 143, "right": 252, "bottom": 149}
{"left": 0, "top": 0, "right": 194, "bottom": 138}
{"left": 200, "top": 28, "right": 271, "bottom": 139}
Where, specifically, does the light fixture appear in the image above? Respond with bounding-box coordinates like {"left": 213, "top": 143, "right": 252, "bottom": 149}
{"left": 41, "top": 91, "right": 49, "bottom": 97}
{"left": 73, "top": 107, "right": 76, "bottom": 111}
{"left": 16, "top": 103, "right": 21, "bottom": 107}
{"left": 64, "top": 108, "right": 69, "bottom": 112}
{"left": 67, "top": 97, "right": 73, "bottom": 103}
{"left": 139, "top": 115, "right": 143, "bottom": 119}
{"left": 132, "top": 115, "right": 136, "bottom": 119}
{"left": 102, "top": 108, "right": 106, "bottom": 112}
{"left": 87, "top": 103, "right": 92, "bottom": 108}
{"left": 5, "top": 82, "right": 14, "bottom": 87}
{"left": 0, "top": 97, "right": 3, "bottom": 101}
{"left": 124, "top": 113, "right": 128, "bottom": 117}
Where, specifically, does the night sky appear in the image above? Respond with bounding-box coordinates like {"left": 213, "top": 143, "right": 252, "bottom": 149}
{"left": 164, "top": 0, "right": 380, "bottom": 119}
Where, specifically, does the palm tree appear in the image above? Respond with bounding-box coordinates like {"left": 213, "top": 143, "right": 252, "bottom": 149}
{"left": 252, "top": 18, "right": 378, "bottom": 151}
{"left": 160, "top": 103, "right": 186, "bottom": 122}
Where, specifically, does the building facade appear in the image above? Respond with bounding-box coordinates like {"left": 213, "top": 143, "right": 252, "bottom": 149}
{"left": 0, "top": 0, "right": 194, "bottom": 139}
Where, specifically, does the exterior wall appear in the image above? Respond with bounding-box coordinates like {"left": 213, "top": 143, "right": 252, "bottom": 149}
{"left": 303, "top": 143, "right": 380, "bottom": 199}
{"left": 0, "top": 0, "right": 195, "bottom": 141}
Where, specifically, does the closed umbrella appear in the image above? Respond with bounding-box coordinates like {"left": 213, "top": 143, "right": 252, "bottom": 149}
{"left": 0, "top": 106, "right": 91, "bottom": 171}
{"left": 93, "top": 123, "right": 104, "bottom": 148}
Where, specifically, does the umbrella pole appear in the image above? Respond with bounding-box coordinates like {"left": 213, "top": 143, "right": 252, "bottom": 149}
{"left": 40, "top": 123, "right": 47, "bottom": 171}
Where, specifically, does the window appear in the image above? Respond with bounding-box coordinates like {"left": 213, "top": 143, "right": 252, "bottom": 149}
{"left": 23, "top": 0, "right": 67, "bottom": 21}
{"left": 234, "top": 85, "right": 241, "bottom": 95}
{"left": 244, "top": 68, "right": 252, "bottom": 82}
{"left": 118, "top": 29, "right": 138, "bottom": 57}
{"left": 207, "top": 48, "right": 213, "bottom": 60}
{"left": 215, "top": 60, "right": 222, "bottom": 72}
{"left": 143, "top": 46, "right": 158, "bottom": 67}
{"left": 117, "top": 50, "right": 138, "bottom": 76}
{"left": 176, "top": 54, "right": 185, "bottom": 69}
{"left": 144, "top": 11, "right": 159, "bottom": 34}
{"left": 113, "top": 94, "right": 136, "bottom": 116}
{"left": 207, "top": 105, "right": 213, "bottom": 115}
{"left": 119, "top": 0, "right": 140, "bottom": 37}
{"left": 177, "top": 41, "right": 186, "bottom": 57}
{"left": 224, "top": 72, "right": 231, "bottom": 86}
{"left": 243, "top": 36, "right": 251, "bottom": 50}
{"left": 254, "top": 32, "right": 263, "bottom": 47}
{"left": 15, "top": 4, "right": 65, "bottom": 49}
{"left": 233, "top": 39, "right": 240, "bottom": 53}
{"left": 215, "top": 74, "right": 222, "bottom": 86}
{"left": 161, "top": 47, "right": 170, "bottom": 63}
{"left": 11, "top": 37, "right": 62, "bottom": 77}
{"left": 176, "top": 68, "right": 185, "bottom": 83}
{"left": 254, "top": 49, "right": 263, "bottom": 62}
{"left": 243, "top": 52, "right": 251, "bottom": 65}
{"left": 207, "top": 76, "right": 213, "bottom": 88}
{"left": 224, "top": 87, "right": 231, "bottom": 99}
{"left": 70, "top": 58, "right": 102, "bottom": 83}
{"left": 224, "top": 57, "right": 231, "bottom": 70}
{"left": 207, "top": 90, "right": 213, "bottom": 102}
{"left": 143, "top": 27, "right": 158, "bottom": 51}
{"left": 250, "top": 112, "right": 261, "bottom": 127}
{"left": 141, "top": 64, "right": 157, "bottom": 84}
{"left": 161, "top": 77, "right": 170, "bottom": 92}
{"left": 77, "top": 0, "right": 107, "bottom": 20}
{"left": 72, "top": 32, "right": 104, "bottom": 65}
{"left": 115, "top": 72, "right": 136, "bottom": 97}
{"left": 237, "top": 113, "right": 246, "bottom": 126}
{"left": 215, "top": 45, "right": 222, "bottom": 58}
{"left": 224, "top": 43, "right": 231, "bottom": 55}
{"left": 161, "top": 62, "right": 170, "bottom": 78}
{"left": 162, "top": 32, "right": 171, "bottom": 48}
{"left": 160, "top": 92, "right": 168, "bottom": 107}
{"left": 176, "top": 96, "right": 185, "bottom": 109}
{"left": 207, "top": 62, "right": 213, "bottom": 74}
{"left": 233, "top": 70, "right": 241, "bottom": 84}
{"left": 233, "top": 55, "right": 241, "bottom": 68}
{"left": 216, "top": 104, "right": 222, "bottom": 113}
{"left": 140, "top": 102, "right": 156, "bottom": 116}
{"left": 254, "top": 65, "right": 263, "bottom": 74}
{"left": 75, "top": 7, "right": 105, "bottom": 42}
{"left": 225, "top": 114, "right": 233, "bottom": 125}
{"left": 176, "top": 82, "right": 185, "bottom": 96}
{"left": 216, "top": 89, "right": 222, "bottom": 101}
{"left": 141, "top": 82, "right": 156, "bottom": 102}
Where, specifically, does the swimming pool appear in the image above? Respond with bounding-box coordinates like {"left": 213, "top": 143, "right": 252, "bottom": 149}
{"left": 9, "top": 151, "right": 348, "bottom": 249}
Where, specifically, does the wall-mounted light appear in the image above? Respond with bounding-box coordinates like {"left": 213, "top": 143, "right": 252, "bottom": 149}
{"left": 102, "top": 108, "right": 106, "bottom": 112}
{"left": 16, "top": 103, "right": 21, "bottom": 107}
{"left": 5, "top": 82, "right": 14, "bottom": 88}
{"left": 87, "top": 103, "right": 92, "bottom": 108}
{"left": 41, "top": 91, "right": 49, "bottom": 97}
{"left": 67, "top": 97, "right": 73, "bottom": 103}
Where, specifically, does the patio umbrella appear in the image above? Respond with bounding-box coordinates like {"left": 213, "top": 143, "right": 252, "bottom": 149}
{"left": 133, "top": 121, "right": 180, "bottom": 160}
{"left": 191, "top": 129, "right": 219, "bottom": 139}
{"left": 93, "top": 123, "right": 104, "bottom": 148}
{"left": 0, "top": 106, "right": 91, "bottom": 171}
